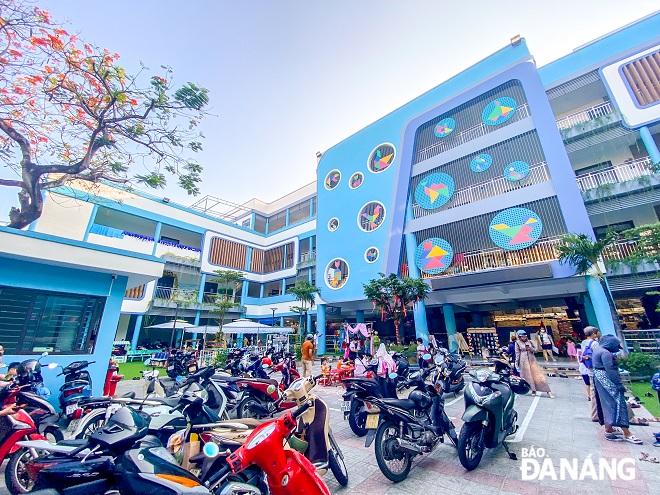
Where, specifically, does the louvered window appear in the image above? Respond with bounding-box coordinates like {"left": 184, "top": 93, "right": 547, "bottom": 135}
{"left": 124, "top": 285, "right": 145, "bottom": 299}
{"left": 622, "top": 51, "right": 660, "bottom": 107}
{"left": 209, "top": 237, "right": 248, "bottom": 270}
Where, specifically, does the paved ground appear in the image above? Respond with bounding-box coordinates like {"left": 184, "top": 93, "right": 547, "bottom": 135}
{"left": 2, "top": 364, "right": 660, "bottom": 495}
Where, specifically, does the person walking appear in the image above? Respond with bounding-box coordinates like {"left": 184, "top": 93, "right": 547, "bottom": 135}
{"left": 416, "top": 338, "right": 430, "bottom": 369}
{"left": 505, "top": 335, "right": 518, "bottom": 375}
{"left": 301, "top": 334, "right": 314, "bottom": 378}
{"left": 537, "top": 326, "right": 556, "bottom": 363}
{"left": 593, "top": 334, "right": 643, "bottom": 444}
{"left": 515, "top": 330, "right": 554, "bottom": 398}
{"left": 581, "top": 326, "right": 600, "bottom": 421}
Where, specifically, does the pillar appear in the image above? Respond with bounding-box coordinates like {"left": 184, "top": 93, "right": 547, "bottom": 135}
{"left": 306, "top": 313, "right": 312, "bottom": 335}
{"left": 356, "top": 310, "right": 365, "bottom": 323}
{"left": 130, "top": 314, "right": 143, "bottom": 351}
{"left": 444, "top": 303, "right": 458, "bottom": 353}
{"left": 83, "top": 204, "right": 99, "bottom": 241}
{"left": 152, "top": 222, "right": 162, "bottom": 256}
{"left": 403, "top": 198, "right": 430, "bottom": 344}
{"left": 471, "top": 311, "right": 484, "bottom": 328}
{"left": 285, "top": 208, "right": 290, "bottom": 227}
{"left": 280, "top": 316, "right": 285, "bottom": 327}
{"left": 583, "top": 294, "right": 599, "bottom": 328}
{"left": 585, "top": 276, "right": 615, "bottom": 336}
{"left": 640, "top": 126, "right": 660, "bottom": 165}
{"left": 317, "top": 304, "right": 327, "bottom": 355}
{"left": 192, "top": 310, "right": 200, "bottom": 340}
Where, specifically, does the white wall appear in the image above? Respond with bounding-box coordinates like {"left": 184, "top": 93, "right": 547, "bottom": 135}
{"left": 34, "top": 194, "right": 94, "bottom": 240}
{"left": 590, "top": 204, "right": 659, "bottom": 229}
{"left": 115, "top": 314, "right": 131, "bottom": 341}
{"left": 87, "top": 233, "right": 155, "bottom": 255}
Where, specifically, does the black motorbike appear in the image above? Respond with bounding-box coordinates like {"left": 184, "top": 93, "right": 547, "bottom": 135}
{"left": 432, "top": 348, "right": 466, "bottom": 395}
{"left": 363, "top": 361, "right": 458, "bottom": 482}
{"left": 457, "top": 366, "right": 530, "bottom": 470}
{"left": 166, "top": 349, "right": 198, "bottom": 379}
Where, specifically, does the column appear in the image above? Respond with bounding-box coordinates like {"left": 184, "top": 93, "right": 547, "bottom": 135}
{"left": 471, "top": 311, "right": 484, "bottom": 328}
{"left": 583, "top": 294, "right": 599, "bottom": 328}
{"left": 246, "top": 247, "right": 253, "bottom": 271}
{"left": 152, "top": 222, "right": 162, "bottom": 256}
{"left": 285, "top": 208, "right": 290, "bottom": 227}
{"left": 640, "top": 126, "right": 660, "bottom": 165}
{"left": 193, "top": 273, "right": 206, "bottom": 340}
{"left": 585, "top": 276, "right": 616, "bottom": 336}
{"left": 83, "top": 204, "right": 99, "bottom": 241}
{"left": 317, "top": 304, "right": 327, "bottom": 355}
{"left": 356, "top": 310, "right": 365, "bottom": 323}
{"left": 306, "top": 313, "right": 312, "bottom": 335}
{"left": 309, "top": 198, "right": 314, "bottom": 217}
{"left": 280, "top": 316, "right": 285, "bottom": 327}
{"left": 444, "top": 303, "right": 458, "bottom": 353}
{"left": 403, "top": 198, "right": 430, "bottom": 344}
{"left": 130, "top": 314, "right": 143, "bottom": 351}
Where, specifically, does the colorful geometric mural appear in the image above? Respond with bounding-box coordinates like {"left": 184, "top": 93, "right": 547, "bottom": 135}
{"left": 434, "top": 117, "right": 456, "bottom": 138}
{"left": 489, "top": 207, "right": 543, "bottom": 250}
{"left": 504, "top": 161, "right": 530, "bottom": 181}
{"left": 368, "top": 143, "right": 396, "bottom": 173}
{"left": 415, "top": 237, "right": 454, "bottom": 275}
{"left": 470, "top": 153, "right": 493, "bottom": 173}
{"left": 358, "top": 201, "right": 386, "bottom": 232}
{"left": 349, "top": 172, "right": 364, "bottom": 189}
{"left": 328, "top": 218, "right": 339, "bottom": 232}
{"left": 325, "top": 258, "right": 349, "bottom": 290}
{"left": 414, "top": 172, "right": 455, "bottom": 210}
{"left": 365, "top": 247, "right": 379, "bottom": 263}
{"left": 482, "top": 96, "right": 517, "bottom": 126}
{"left": 325, "top": 169, "right": 341, "bottom": 190}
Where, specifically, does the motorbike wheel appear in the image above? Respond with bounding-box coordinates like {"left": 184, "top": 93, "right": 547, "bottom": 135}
{"left": 76, "top": 415, "right": 107, "bottom": 439}
{"left": 328, "top": 435, "right": 349, "bottom": 486}
{"left": 236, "top": 397, "right": 262, "bottom": 419}
{"left": 348, "top": 399, "right": 367, "bottom": 437}
{"left": 6, "top": 448, "right": 35, "bottom": 495}
{"left": 374, "top": 420, "right": 412, "bottom": 483}
{"left": 44, "top": 424, "right": 64, "bottom": 443}
{"left": 458, "top": 422, "right": 485, "bottom": 471}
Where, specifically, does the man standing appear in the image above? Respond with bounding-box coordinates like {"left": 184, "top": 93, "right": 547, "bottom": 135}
{"left": 581, "top": 326, "right": 600, "bottom": 422}
{"left": 301, "top": 334, "right": 314, "bottom": 378}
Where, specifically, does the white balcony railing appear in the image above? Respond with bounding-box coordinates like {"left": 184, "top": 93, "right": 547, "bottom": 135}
{"left": 575, "top": 156, "right": 654, "bottom": 192}
{"left": 555, "top": 101, "right": 614, "bottom": 130}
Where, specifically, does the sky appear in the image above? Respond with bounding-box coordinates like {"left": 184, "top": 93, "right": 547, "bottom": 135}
{"left": 1, "top": 0, "right": 659, "bottom": 219}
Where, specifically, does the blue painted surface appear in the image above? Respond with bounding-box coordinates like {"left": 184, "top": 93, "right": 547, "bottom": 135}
{"left": 152, "top": 222, "right": 162, "bottom": 255}
{"left": 356, "top": 310, "right": 365, "bottom": 323}
{"left": 131, "top": 314, "right": 144, "bottom": 351}
{"left": 243, "top": 293, "right": 296, "bottom": 306}
{"left": 585, "top": 275, "right": 615, "bottom": 336}
{"left": 83, "top": 204, "right": 99, "bottom": 241}
{"left": 443, "top": 303, "right": 458, "bottom": 353}
{"left": 640, "top": 126, "right": 660, "bottom": 164}
{"left": 317, "top": 304, "right": 327, "bottom": 354}
{"left": 404, "top": 196, "right": 430, "bottom": 341}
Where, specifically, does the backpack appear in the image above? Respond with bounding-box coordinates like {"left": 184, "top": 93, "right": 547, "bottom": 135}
{"left": 652, "top": 372, "right": 660, "bottom": 392}
{"left": 581, "top": 341, "right": 594, "bottom": 369}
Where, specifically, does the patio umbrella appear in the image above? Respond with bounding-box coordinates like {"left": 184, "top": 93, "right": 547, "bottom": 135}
{"left": 221, "top": 319, "right": 291, "bottom": 334}
{"left": 145, "top": 319, "right": 194, "bottom": 349}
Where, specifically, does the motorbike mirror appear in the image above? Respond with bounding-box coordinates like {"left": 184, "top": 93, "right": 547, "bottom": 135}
{"left": 422, "top": 353, "right": 432, "bottom": 361}
{"left": 388, "top": 372, "right": 398, "bottom": 380}
{"left": 146, "top": 380, "right": 156, "bottom": 395}
{"left": 203, "top": 441, "right": 220, "bottom": 458}
{"left": 47, "top": 363, "right": 59, "bottom": 369}
{"left": 144, "top": 358, "right": 151, "bottom": 366}
{"left": 41, "top": 351, "right": 49, "bottom": 357}
{"left": 176, "top": 376, "right": 183, "bottom": 382}
{"left": 219, "top": 483, "right": 262, "bottom": 495}
{"left": 369, "top": 358, "right": 379, "bottom": 367}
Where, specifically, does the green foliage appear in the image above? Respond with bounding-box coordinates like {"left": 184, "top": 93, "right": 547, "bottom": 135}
{"left": 618, "top": 351, "right": 659, "bottom": 378}
{"left": 287, "top": 281, "right": 320, "bottom": 334}
{"left": 135, "top": 172, "right": 167, "bottom": 189}
{"left": 615, "top": 223, "right": 660, "bottom": 268}
{"left": 207, "top": 269, "right": 244, "bottom": 340}
{"left": 212, "top": 352, "right": 228, "bottom": 367}
{"left": 557, "top": 232, "right": 617, "bottom": 277}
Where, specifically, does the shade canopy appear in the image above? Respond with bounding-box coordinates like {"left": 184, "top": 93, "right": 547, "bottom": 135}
{"left": 145, "top": 319, "right": 194, "bottom": 329}
{"left": 218, "top": 319, "right": 293, "bottom": 335}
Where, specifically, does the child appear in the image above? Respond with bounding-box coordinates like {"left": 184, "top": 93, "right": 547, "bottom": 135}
{"left": 567, "top": 340, "right": 577, "bottom": 361}
{"left": 320, "top": 357, "right": 330, "bottom": 375}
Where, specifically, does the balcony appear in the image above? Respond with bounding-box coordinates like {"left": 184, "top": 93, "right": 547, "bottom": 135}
{"left": 556, "top": 101, "right": 620, "bottom": 141}
{"left": 413, "top": 162, "right": 550, "bottom": 218}
{"left": 296, "top": 250, "right": 316, "bottom": 270}
{"left": 602, "top": 239, "right": 639, "bottom": 262}
{"left": 576, "top": 157, "right": 655, "bottom": 196}
{"left": 152, "top": 286, "right": 244, "bottom": 312}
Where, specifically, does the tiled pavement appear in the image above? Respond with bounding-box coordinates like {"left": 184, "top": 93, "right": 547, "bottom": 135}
{"left": 2, "top": 367, "right": 659, "bottom": 494}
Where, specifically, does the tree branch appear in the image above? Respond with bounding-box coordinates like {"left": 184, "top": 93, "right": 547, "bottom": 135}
{"left": 0, "top": 178, "right": 24, "bottom": 188}
{"left": 0, "top": 119, "right": 32, "bottom": 164}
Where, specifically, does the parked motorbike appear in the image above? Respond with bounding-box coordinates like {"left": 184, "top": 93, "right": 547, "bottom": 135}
{"left": 363, "top": 356, "right": 458, "bottom": 482}
{"left": 457, "top": 367, "right": 530, "bottom": 470}
{"left": 167, "top": 349, "right": 199, "bottom": 379}
{"left": 234, "top": 372, "right": 297, "bottom": 419}
{"left": 226, "top": 400, "right": 332, "bottom": 495}
{"left": 270, "top": 352, "right": 299, "bottom": 390}
{"left": 57, "top": 360, "right": 94, "bottom": 421}
{"left": 432, "top": 348, "right": 466, "bottom": 395}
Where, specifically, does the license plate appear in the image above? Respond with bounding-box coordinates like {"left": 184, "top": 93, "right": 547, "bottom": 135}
{"left": 65, "top": 404, "right": 78, "bottom": 416}
{"left": 365, "top": 413, "right": 379, "bottom": 429}
{"left": 340, "top": 401, "right": 351, "bottom": 412}
{"left": 167, "top": 365, "right": 174, "bottom": 371}
{"left": 189, "top": 366, "right": 196, "bottom": 372}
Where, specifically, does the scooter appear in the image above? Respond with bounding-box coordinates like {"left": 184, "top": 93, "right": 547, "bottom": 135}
{"left": 457, "top": 366, "right": 530, "bottom": 471}
{"left": 432, "top": 348, "right": 466, "bottom": 395}
{"left": 57, "top": 360, "right": 94, "bottom": 421}
{"left": 234, "top": 373, "right": 297, "bottom": 419}
{"left": 167, "top": 349, "right": 198, "bottom": 379}
{"left": 225, "top": 400, "right": 332, "bottom": 495}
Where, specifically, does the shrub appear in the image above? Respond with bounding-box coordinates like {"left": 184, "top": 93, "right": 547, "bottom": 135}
{"left": 619, "top": 352, "right": 658, "bottom": 378}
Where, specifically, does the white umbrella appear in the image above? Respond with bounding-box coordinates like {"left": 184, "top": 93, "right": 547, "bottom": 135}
{"left": 145, "top": 319, "right": 194, "bottom": 329}
{"left": 221, "top": 318, "right": 292, "bottom": 335}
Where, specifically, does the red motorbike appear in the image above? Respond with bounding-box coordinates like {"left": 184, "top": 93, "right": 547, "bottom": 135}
{"left": 234, "top": 375, "right": 297, "bottom": 419}
{"left": 227, "top": 400, "right": 331, "bottom": 495}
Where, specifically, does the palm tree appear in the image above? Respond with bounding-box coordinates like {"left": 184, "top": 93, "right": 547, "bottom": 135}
{"left": 557, "top": 233, "right": 628, "bottom": 355}
{"left": 287, "top": 280, "right": 320, "bottom": 334}
{"left": 363, "top": 273, "right": 430, "bottom": 345}
{"left": 208, "top": 269, "right": 244, "bottom": 340}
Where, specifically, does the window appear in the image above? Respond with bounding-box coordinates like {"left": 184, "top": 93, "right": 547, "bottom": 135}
{"left": 247, "top": 282, "right": 261, "bottom": 298}
{"left": 622, "top": 50, "right": 660, "bottom": 107}
{"left": 285, "top": 278, "right": 296, "bottom": 293}
{"left": 289, "top": 200, "right": 311, "bottom": 224}
{"left": 593, "top": 221, "right": 634, "bottom": 240}
{"left": 0, "top": 286, "right": 105, "bottom": 354}
{"left": 299, "top": 238, "right": 310, "bottom": 260}
{"left": 268, "top": 211, "right": 287, "bottom": 232}
{"left": 241, "top": 218, "right": 251, "bottom": 228}
{"left": 253, "top": 214, "right": 267, "bottom": 234}
{"left": 208, "top": 237, "right": 248, "bottom": 270}
{"left": 263, "top": 280, "right": 282, "bottom": 297}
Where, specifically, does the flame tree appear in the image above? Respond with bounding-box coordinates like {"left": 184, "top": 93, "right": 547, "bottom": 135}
{"left": 0, "top": 0, "right": 210, "bottom": 228}
{"left": 363, "top": 273, "right": 430, "bottom": 345}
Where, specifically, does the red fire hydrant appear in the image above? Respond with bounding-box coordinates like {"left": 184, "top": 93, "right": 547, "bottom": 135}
{"left": 103, "top": 359, "right": 124, "bottom": 396}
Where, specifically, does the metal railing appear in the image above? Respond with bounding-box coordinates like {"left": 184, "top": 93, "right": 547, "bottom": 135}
{"left": 575, "top": 156, "right": 654, "bottom": 192}
{"left": 154, "top": 286, "right": 198, "bottom": 302}
{"left": 413, "top": 162, "right": 549, "bottom": 218}
{"left": 555, "top": 101, "right": 614, "bottom": 130}
{"left": 416, "top": 103, "right": 531, "bottom": 162}
{"left": 602, "top": 240, "right": 639, "bottom": 262}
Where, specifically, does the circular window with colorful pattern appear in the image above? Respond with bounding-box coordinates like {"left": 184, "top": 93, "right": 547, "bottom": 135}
{"left": 364, "top": 247, "right": 379, "bottom": 263}
{"left": 349, "top": 172, "right": 364, "bottom": 189}
{"left": 324, "top": 169, "right": 341, "bottom": 190}
{"left": 489, "top": 207, "right": 543, "bottom": 251}
{"left": 328, "top": 217, "right": 339, "bottom": 232}
{"left": 368, "top": 143, "right": 396, "bottom": 173}
{"left": 470, "top": 153, "right": 493, "bottom": 173}
{"left": 415, "top": 237, "right": 454, "bottom": 275}
{"left": 482, "top": 97, "right": 517, "bottom": 126}
{"left": 325, "top": 258, "right": 349, "bottom": 290}
{"left": 357, "top": 201, "right": 386, "bottom": 232}
{"left": 504, "top": 161, "right": 530, "bottom": 182}
{"left": 434, "top": 117, "right": 456, "bottom": 138}
{"left": 414, "top": 173, "right": 455, "bottom": 210}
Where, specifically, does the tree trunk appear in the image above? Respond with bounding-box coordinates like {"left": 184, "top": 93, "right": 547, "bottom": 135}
{"left": 599, "top": 277, "right": 628, "bottom": 357}
{"left": 394, "top": 319, "right": 402, "bottom": 345}
{"left": 8, "top": 185, "right": 43, "bottom": 229}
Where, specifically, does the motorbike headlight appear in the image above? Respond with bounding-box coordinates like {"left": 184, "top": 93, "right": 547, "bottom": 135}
{"left": 443, "top": 368, "right": 452, "bottom": 377}
{"left": 246, "top": 423, "right": 276, "bottom": 450}
{"left": 475, "top": 368, "right": 492, "bottom": 383}
{"left": 475, "top": 390, "right": 501, "bottom": 406}
{"left": 149, "top": 446, "right": 179, "bottom": 465}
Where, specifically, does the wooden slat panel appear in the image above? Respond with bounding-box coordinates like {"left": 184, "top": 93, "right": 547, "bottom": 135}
{"left": 250, "top": 248, "right": 264, "bottom": 273}
{"left": 125, "top": 285, "right": 145, "bottom": 299}
{"left": 209, "top": 237, "right": 247, "bottom": 270}
{"left": 623, "top": 51, "right": 660, "bottom": 106}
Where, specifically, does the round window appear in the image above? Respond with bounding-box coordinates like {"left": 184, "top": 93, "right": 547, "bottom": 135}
{"left": 357, "top": 201, "right": 386, "bottom": 232}
{"left": 349, "top": 172, "right": 364, "bottom": 189}
{"left": 324, "top": 169, "right": 341, "bottom": 190}
{"left": 328, "top": 217, "right": 339, "bottom": 232}
{"left": 367, "top": 143, "right": 396, "bottom": 173}
{"left": 325, "top": 258, "right": 349, "bottom": 290}
{"left": 364, "top": 247, "right": 379, "bottom": 263}
{"left": 482, "top": 97, "right": 517, "bottom": 126}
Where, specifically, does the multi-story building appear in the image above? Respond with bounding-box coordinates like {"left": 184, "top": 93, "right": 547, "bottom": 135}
{"left": 2, "top": 11, "right": 659, "bottom": 391}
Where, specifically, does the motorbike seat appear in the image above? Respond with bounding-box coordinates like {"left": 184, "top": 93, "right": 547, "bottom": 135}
{"left": 242, "top": 377, "right": 278, "bottom": 387}
{"left": 121, "top": 391, "right": 136, "bottom": 399}
{"left": 144, "top": 396, "right": 179, "bottom": 407}
{"left": 378, "top": 398, "right": 416, "bottom": 410}
{"left": 58, "top": 439, "right": 88, "bottom": 447}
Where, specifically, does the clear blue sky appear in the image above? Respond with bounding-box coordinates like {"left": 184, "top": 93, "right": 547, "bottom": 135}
{"left": 1, "top": 1, "right": 659, "bottom": 218}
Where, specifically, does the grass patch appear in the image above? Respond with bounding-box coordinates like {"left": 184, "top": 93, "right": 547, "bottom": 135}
{"left": 630, "top": 381, "right": 660, "bottom": 418}
{"left": 117, "top": 361, "right": 166, "bottom": 379}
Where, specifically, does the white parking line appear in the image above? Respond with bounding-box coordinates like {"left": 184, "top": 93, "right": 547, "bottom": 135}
{"left": 444, "top": 395, "right": 464, "bottom": 407}
{"left": 507, "top": 395, "right": 540, "bottom": 443}
{"left": 329, "top": 407, "right": 341, "bottom": 412}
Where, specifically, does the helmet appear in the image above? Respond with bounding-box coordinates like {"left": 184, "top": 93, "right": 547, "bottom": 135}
{"left": 261, "top": 357, "right": 273, "bottom": 367}
{"left": 18, "top": 359, "right": 41, "bottom": 377}
{"left": 409, "top": 390, "right": 432, "bottom": 410}
{"left": 306, "top": 334, "right": 313, "bottom": 341}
